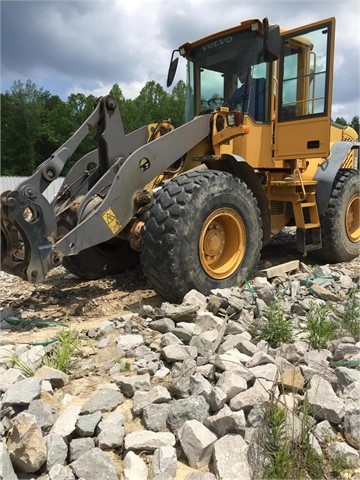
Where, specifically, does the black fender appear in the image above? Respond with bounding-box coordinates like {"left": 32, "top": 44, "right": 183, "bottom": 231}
{"left": 204, "top": 154, "right": 271, "bottom": 246}
{"left": 314, "top": 141, "right": 360, "bottom": 216}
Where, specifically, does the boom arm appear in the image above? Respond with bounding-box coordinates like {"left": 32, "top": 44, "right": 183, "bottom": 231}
{"left": 1, "top": 95, "right": 212, "bottom": 283}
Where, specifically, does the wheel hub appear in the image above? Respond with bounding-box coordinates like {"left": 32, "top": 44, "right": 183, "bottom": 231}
{"left": 345, "top": 194, "right": 360, "bottom": 243}
{"left": 199, "top": 208, "right": 246, "bottom": 279}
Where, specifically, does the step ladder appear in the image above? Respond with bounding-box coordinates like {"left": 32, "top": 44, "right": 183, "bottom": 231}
{"left": 269, "top": 176, "right": 322, "bottom": 253}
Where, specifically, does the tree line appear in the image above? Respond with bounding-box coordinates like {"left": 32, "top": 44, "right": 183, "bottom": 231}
{"left": 0, "top": 79, "right": 186, "bottom": 176}
{"left": 1, "top": 79, "right": 358, "bottom": 177}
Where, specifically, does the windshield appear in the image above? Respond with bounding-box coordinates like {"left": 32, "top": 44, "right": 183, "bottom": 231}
{"left": 184, "top": 29, "right": 271, "bottom": 122}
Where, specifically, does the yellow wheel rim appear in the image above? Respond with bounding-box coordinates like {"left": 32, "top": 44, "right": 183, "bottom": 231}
{"left": 199, "top": 208, "right": 246, "bottom": 279}
{"left": 345, "top": 194, "right": 360, "bottom": 243}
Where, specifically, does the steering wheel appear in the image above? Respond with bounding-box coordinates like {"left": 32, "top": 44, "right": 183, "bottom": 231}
{"left": 207, "top": 97, "right": 225, "bottom": 107}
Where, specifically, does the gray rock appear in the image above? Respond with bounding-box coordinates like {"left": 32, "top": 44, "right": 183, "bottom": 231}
{"left": 335, "top": 366, "right": 360, "bottom": 389}
{"left": 161, "top": 344, "right": 197, "bottom": 362}
{"left": 2, "top": 377, "right": 41, "bottom": 407}
{"left": 179, "top": 420, "right": 217, "bottom": 469}
{"left": 68, "top": 437, "right": 95, "bottom": 462}
{"left": 219, "top": 333, "right": 251, "bottom": 353}
{"left": 123, "top": 451, "right": 148, "bottom": 480}
{"left": 35, "top": 365, "right": 69, "bottom": 388}
{"left": 215, "top": 369, "right": 247, "bottom": 401}
{"left": 313, "top": 420, "right": 337, "bottom": 443}
{"left": 151, "top": 446, "right": 177, "bottom": 480}
{"left": 116, "top": 334, "right": 144, "bottom": 351}
{"left": 344, "top": 409, "right": 360, "bottom": 449}
{"left": 183, "top": 290, "right": 208, "bottom": 311}
{"left": 28, "top": 398, "right": 56, "bottom": 429}
{"left": 212, "top": 349, "right": 254, "bottom": 379}
{"left": 7, "top": 411, "right": 47, "bottom": 473}
{"left": 96, "top": 411, "right": 125, "bottom": 449}
{"left": 149, "top": 318, "right": 176, "bottom": 333}
{"left": 49, "top": 464, "right": 76, "bottom": 480}
{"left": 248, "top": 363, "right": 279, "bottom": 383}
{"left": 0, "top": 367, "right": 26, "bottom": 392}
{"left": 167, "top": 396, "right": 209, "bottom": 436}
{"left": 0, "top": 441, "right": 18, "bottom": 480}
{"left": 112, "top": 373, "right": 151, "bottom": 397}
{"left": 75, "top": 411, "right": 102, "bottom": 436}
{"left": 160, "top": 332, "right": 183, "bottom": 347}
{"left": 51, "top": 405, "right": 81, "bottom": 437}
{"left": 333, "top": 343, "right": 360, "bottom": 361}
{"left": 212, "top": 434, "right": 252, "bottom": 480}
{"left": 143, "top": 404, "right": 170, "bottom": 432}
{"left": 194, "top": 311, "right": 223, "bottom": 332}
{"left": 343, "top": 382, "right": 360, "bottom": 412}
{"left": 169, "top": 358, "right": 197, "bottom": 398}
{"left": 208, "top": 386, "right": 227, "bottom": 412}
{"left": 45, "top": 433, "right": 68, "bottom": 470}
{"left": 246, "top": 351, "right": 274, "bottom": 368}
{"left": 189, "top": 373, "right": 212, "bottom": 401}
{"left": 81, "top": 387, "right": 124, "bottom": 414}
{"left": 69, "top": 447, "right": 118, "bottom": 480}
{"left": 124, "top": 430, "right": 176, "bottom": 451}
{"left": 307, "top": 375, "right": 345, "bottom": 424}
{"left": 185, "top": 473, "right": 217, "bottom": 480}
{"left": 18, "top": 345, "right": 46, "bottom": 370}
{"left": 132, "top": 386, "right": 171, "bottom": 415}
{"left": 327, "top": 441, "right": 359, "bottom": 468}
{"left": 205, "top": 405, "right": 246, "bottom": 437}
{"left": 172, "top": 327, "right": 194, "bottom": 342}
{"left": 229, "top": 379, "right": 275, "bottom": 413}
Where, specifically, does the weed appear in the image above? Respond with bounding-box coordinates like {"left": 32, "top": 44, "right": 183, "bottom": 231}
{"left": 261, "top": 396, "right": 324, "bottom": 479}
{"left": 332, "top": 286, "right": 360, "bottom": 340}
{"left": 45, "top": 329, "right": 81, "bottom": 373}
{"left": 115, "top": 358, "right": 132, "bottom": 372}
{"left": 302, "top": 302, "right": 337, "bottom": 350}
{"left": 9, "top": 354, "right": 35, "bottom": 377}
{"left": 256, "top": 299, "right": 294, "bottom": 347}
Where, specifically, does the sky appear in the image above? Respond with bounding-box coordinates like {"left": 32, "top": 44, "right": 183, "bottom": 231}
{"left": 1, "top": 0, "right": 360, "bottom": 121}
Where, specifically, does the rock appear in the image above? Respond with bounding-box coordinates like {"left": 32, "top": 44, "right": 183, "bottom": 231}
{"left": 143, "top": 404, "right": 170, "bottom": 432}
{"left": 123, "top": 451, "right": 148, "bottom": 480}
{"left": 68, "top": 437, "right": 95, "bottom": 462}
{"left": 246, "top": 350, "right": 274, "bottom": 367}
{"left": 116, "top": 334, "right": 144, "bottom": 351}
{"left": 51, "top": 405, "right": 81, "bottom": 437}
{"left": 335, "top": 366, "right": 360, "bottom": 389}
{"left": 343, "top": 382, "right": 360, "bottom": 412}
{"left": 96, "top": 411, "right": 125, "bottom": 449}
{"left": 167, "top": 396, "right": 209, "bottom": 436}
{"left": 215, "top": 370, "right": 247, "bottom": 401}
{"left": 0, "top": 367, "right": 26, "bottom": 392}
{"left": 124, "top": 430, "right": 176, "bottom": 451}
{"left": 2, "top": 377, "right": 42, "bottom": 407}
{"left": 75, "top": 411, "right": 102, "bottom": 436}
{"left": 205, "top": 405, "right": 246, "bottom": 437}
{"left": 151, "top": 446, "right": 177, "bottom": 480}
{"left": 149, "top": 318, "right": 176, "bottom": 333}
{"left": 7, "top": 411, "right": 47, "bottom": 473}
{"left": 161, "top": 344, "right": 197, "bottom": 362}
{"left": 212, "top": 434, "right": 252, "bottom": 480}
{"left": 69, "top": 447, "right": 118, "bottom": 480}
{"left": 112, "top": 373, "right": 151, "bottom": 397}
{"left": 0, "top": 441, "right": 18, "bottom": 480}
{"left": 45, "top": 432, "right": 68, "bottom": 470}
{"left": 81, "top": 387, "right": 124, "bottom": 414}
{"left": 327, "top": 441, "right": 359, "bottom": 468}
{"left": 280, "top": 366, "right": 305, "bottom": 392}
{"left": 28, "top": 398, "right": 56, "bottom": 429}
{"left": 49, "top": 464, "right": 76, "bottom": 480}
{"left": 132, "top": 386, "right": 171, "bottom": 415}
{"left": 248, "top": 363, "right": 278, "bottom": 383}
{"left": 344, "top": 409, "right": 360, "bottom": 449}
{"left": 35, "top": 365, "right": 69, "bottom": 388}
{"left": 179, "top": 420, "right": 217, "bottom": 469}
{"left": 313, "top": 420, "right": 337, "bottom": 443}
{"left": 229, "top": 379, "right": 275, "bottom": 413}
{"left": 169, "top": 358, "right": 197, "bottom": 398}
{"left": 307, "top": 375, "right": 345, "bottom": 424}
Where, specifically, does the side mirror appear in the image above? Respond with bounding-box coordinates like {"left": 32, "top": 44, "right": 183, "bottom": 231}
{"left": 167, "top": 50, "right": 179, "bottom": 87}
{"left": 263, "top": 18, "right": 280, "bottom": 62}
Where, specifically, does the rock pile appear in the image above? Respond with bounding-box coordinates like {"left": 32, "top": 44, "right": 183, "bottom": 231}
{"left": 1, "top": 260, "right": 360, "bottom": 479}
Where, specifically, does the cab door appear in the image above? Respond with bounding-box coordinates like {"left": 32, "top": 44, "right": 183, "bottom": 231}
{"left": 274, "top": 18, "right": 335, "bottom": 160}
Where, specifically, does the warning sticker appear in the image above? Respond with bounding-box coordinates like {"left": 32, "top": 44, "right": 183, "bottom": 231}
{"left": 101, "top": 208, "right": 122, "bottom": 235}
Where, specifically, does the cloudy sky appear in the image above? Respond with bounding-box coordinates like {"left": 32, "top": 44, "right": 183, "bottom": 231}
{"left": 1, "top": 0, "right": 359, "bottom": 121}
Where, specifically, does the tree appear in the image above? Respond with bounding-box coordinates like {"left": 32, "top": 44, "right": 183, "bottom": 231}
{"left": 350, "top": 115, "right": 359, "bottom": 135}
{"left": 334, "top": 116, "right": 348, "bottom": 126}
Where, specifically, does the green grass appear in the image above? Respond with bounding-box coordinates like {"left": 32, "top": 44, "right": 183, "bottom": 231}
{"left": 9, "top": 354, "right": 35, "bottom": 377}
{"left": 302, "top": 302, "right": 337, "bottom": 350}
{"left": 332, "top": 286, "right": 360, "bottom": 340}
{"left": 255, "top": 299, "right": 294, "bottom": 347}
{"left": 45, "top": 329, "right": 81, "bottom": 373}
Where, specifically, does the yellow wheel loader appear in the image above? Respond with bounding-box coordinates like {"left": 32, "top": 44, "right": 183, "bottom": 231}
{"left": 1, "top": 17, "right": 359, "bottom": 303}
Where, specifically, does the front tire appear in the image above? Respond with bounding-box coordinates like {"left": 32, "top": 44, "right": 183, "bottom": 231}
{"left": 316, "top": 169, "right": 360, "bottom": 263}
{"left": 62, "top": 239, "right": 139, "bottom": 280}
{"left": 140, "top": 169, "right": 262, "bottom": 302}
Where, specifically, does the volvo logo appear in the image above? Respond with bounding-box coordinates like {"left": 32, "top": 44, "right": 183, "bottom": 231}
{"left": 202, "top": 37, "right": 233, "bottom": 51}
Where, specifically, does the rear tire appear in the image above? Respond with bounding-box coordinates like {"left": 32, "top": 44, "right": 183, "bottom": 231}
{"left": 140, "top": 169, "right": 262, "bottom": 303}
{"left": 62, "top": 239, "right": 139, "bottom": 280}
{"left": 315, "top": 169, "right": 360, "bottom": 263}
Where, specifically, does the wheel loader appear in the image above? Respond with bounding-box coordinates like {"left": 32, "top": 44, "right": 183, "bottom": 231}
{"left": 1, "top": 17, "right": 359, "bottom": 303}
